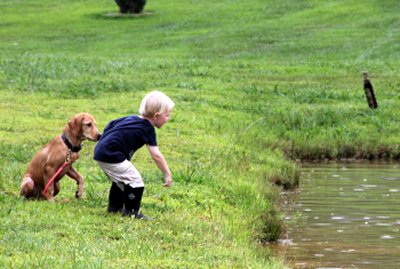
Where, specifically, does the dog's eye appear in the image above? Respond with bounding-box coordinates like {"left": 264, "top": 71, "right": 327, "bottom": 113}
{"left": 86, "top": 123, "right": 92, "bottom": 127}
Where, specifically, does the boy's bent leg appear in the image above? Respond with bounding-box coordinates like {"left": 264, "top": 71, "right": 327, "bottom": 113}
{"left": 122, "top": 185, "right": 151, "bottom": 219}
{"left": 107, "top": 182, "right": 124, "bottom": 213}
{"left": 122, "top": 185, "right": 143, "bottom": 215}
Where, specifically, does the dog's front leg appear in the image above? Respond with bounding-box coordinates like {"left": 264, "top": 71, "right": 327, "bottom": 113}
{"left": 66, "top": 166, "right": 84, "bottom": 198}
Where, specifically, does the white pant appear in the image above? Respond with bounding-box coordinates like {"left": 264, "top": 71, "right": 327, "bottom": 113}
{"left": 96, "top": 160, "right": 144, "bottom": 190}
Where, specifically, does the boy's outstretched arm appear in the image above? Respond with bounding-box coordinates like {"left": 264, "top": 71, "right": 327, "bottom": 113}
{"left": 147, "top": 145, "right": 173, "bottom": 187}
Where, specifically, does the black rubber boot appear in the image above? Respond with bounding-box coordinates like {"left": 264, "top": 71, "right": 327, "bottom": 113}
{"left": 107, "top": 182, "right": 124, "bottom": 214}
{"left": 122, "top": 185, "right": 151, "bottom": 219}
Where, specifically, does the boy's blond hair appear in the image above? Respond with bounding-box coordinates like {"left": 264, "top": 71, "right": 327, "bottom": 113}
{"left": 139, "top": 91, "right": 175, "bottom": 117}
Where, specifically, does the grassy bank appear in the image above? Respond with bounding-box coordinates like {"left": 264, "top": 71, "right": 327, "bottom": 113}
{"left": 1, "top": 0, "right": 399, "bottom": 268}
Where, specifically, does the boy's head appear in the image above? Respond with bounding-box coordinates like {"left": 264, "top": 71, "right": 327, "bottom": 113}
{"left": 139, "top": 91, "right": 175, "bottom": 118}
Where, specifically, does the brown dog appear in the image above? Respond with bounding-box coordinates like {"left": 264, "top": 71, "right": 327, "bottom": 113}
{"left": 20, "top": 113, "right": 101, "bottom": 200}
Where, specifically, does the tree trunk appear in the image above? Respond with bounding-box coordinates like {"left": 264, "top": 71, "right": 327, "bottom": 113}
{"left": 115, "top": 0, "right": 147, "bottom": 14}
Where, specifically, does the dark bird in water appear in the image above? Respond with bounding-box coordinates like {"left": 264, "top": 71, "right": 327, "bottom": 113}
{"left": 363, "top": 72, "right": 378, "bottom": 109}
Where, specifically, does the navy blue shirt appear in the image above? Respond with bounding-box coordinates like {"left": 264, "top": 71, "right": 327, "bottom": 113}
{"left": 94, "top": 115, "right": 157, "bottom": 163}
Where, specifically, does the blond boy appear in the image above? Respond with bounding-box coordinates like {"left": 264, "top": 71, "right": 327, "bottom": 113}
{"left": 94, "top": 91, "right": 174, "bottom": 219}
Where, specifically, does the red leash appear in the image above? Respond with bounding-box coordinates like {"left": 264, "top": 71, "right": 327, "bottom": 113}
{"left": 42, "top": 150, "right": 71, "bottom": 198}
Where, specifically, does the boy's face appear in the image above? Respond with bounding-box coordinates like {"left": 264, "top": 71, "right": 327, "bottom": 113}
{"left": 152, "top": 111, "right": 172, "bottom": 128}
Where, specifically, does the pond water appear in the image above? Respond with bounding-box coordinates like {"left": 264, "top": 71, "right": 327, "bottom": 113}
{"left": 275, "top": 163, "right": 400, "bottom": 269}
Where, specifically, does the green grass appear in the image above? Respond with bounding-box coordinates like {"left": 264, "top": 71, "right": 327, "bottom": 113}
{"left": 1, "top": 0, "right": 400, "bottom": 268}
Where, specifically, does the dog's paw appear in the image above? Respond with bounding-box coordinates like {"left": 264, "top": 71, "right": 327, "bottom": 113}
{"left": 75, "top": 190, "right": 83, "bottom": 199}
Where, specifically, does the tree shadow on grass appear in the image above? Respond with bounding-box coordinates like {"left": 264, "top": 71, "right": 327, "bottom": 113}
{"left": 90, "top": 10, "right": 155, "bottom": 21}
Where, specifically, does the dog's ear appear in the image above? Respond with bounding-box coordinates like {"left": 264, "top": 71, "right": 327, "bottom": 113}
{"left": 67, "top": 114, "right": 84, "bottom": 137}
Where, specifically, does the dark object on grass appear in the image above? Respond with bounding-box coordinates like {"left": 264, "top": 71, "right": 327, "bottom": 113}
{"left": 363, "top": 72, "right": 378, "bottom": 109}
{"left": 115, "top": 0, "right": 147, "bottom": 14}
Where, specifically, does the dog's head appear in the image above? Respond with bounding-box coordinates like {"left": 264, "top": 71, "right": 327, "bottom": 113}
{"left": 66, "top": 113, "right": 101, "bottom": 142}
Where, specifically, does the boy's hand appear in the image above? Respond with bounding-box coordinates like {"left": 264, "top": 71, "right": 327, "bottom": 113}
{"left": 163, "top": 176, "right": 173, "bottom": 187}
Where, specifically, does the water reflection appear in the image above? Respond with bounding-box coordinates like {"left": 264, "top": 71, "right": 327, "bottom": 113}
{"left": 274, "top": 163, "right": 400, "bottom": 269}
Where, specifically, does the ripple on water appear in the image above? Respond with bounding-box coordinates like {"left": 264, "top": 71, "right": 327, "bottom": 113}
{"left": 315, "top": 223, "right": 332, "bottom": 226}
{"left": 341, "top": 249, "right": 356, "bottom": 253}
{"left": 277, "top": 238, "right": 294, "bottom": 245}
{"left": 380, "top": 235, "right": 394, "bottom": 239}
{"left": 376, "top": 222, "right": 391, "bottom": 227}
{"left": 353, "top": 188, "right": 364, "bottom": 192}
{"left": 383, "top": 177, "right": 400, "bottom": 181}
{"left": 282, "top": 164, "right": 400, "bottom": 269}
{"left": 315, "top": 267, "right": 343, "bottom": 269}
{"left": 362, "top": 184, "right": 377, "bottom": 188}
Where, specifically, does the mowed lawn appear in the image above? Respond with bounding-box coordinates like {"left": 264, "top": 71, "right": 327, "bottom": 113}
{"left": 1, "top": 0, "right": 400, "bottom": 268}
